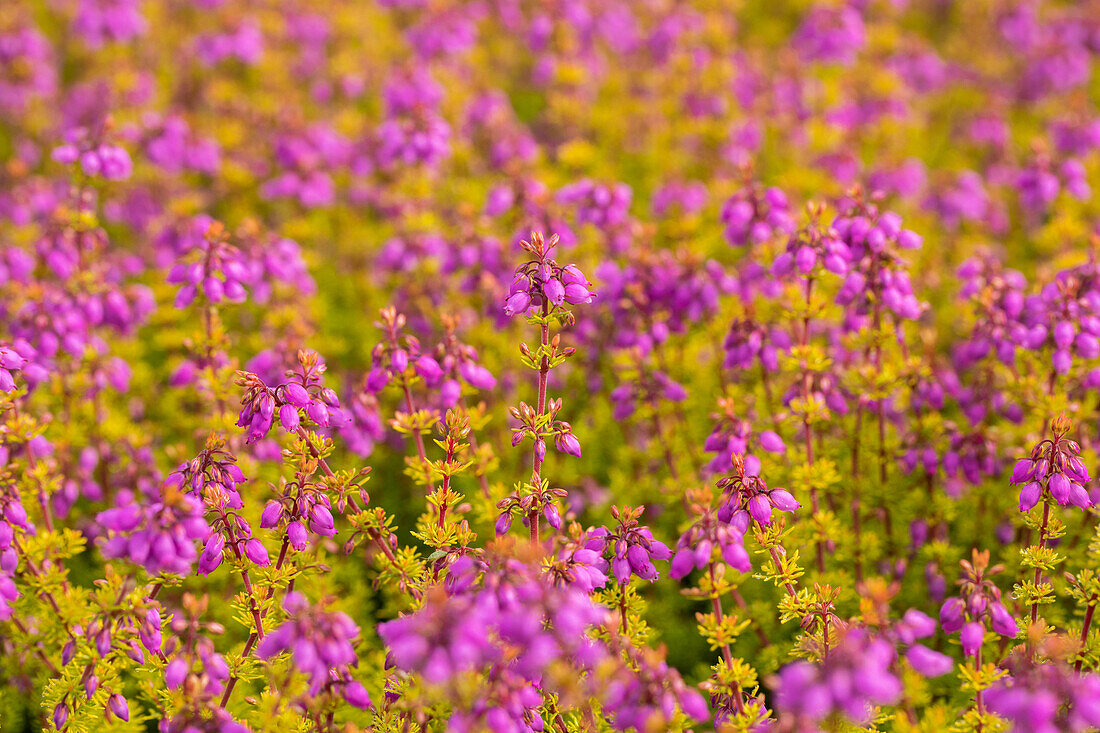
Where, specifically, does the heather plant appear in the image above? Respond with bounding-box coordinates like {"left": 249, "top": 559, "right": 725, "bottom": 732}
{"left": 7, "top": 1, "right": 1100, "bottom": 732}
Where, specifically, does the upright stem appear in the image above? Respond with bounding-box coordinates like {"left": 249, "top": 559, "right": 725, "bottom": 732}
{"left": 437, "top": 439, "right": 457, "bottom": 529}
{"left": 871, "top": 300, "right": 894, "bottom": 557}
{"left": 459, "top": 397, "right": 492, "bottom": 499}
{"left": 228, "top": 545, "right": 265, "bottom": 641}
{"left": 295, "top": 427, "right": 420, "bottom": 597}
{"left": 220, "top": 536, "right": 290, "bottom": 708}
{"left": 13, "top": 403, "right": 57, "bottom": 533}
{"left": 850, "top": 410, "right": 864, "bottom": 583}
{"left": 12, "top": 536, "right": 70, "bottom": 623}
{"left": 731, "top": 588, "right": 771, "bottom": 647}
{"left": 800, "top": 277, "right": 825, "bottom": 573}
{"left": 528, "top": 299, "right": 550, "bottom": 544}
{"left": 37, "top": 492, "right": 54, "bottom": 533}
{"left": 708, "top": 564, "right": 734, "bottom": 665}
{"left": 401, "top": 381, "right": 435, "bottom": 492}
{"left": 1077, "top": 593, "right": 1098, "bottom": 673}
{"left": 1041, "top": 370, "right": 1058, "bottom": 435}
{"left": 200, "top": 296, "right": 228, "bottom": 422}
{"left": 1030, "top": 499, "right": 1052, "bottom": 625}
{"left": 766, "top": 545, "right": 799, "bottom": 598}
{"left": 704, "top": 565, "right": 751, "bottom": 717}
{"left": 758, "top": 363, "right": 782, "bottom": 436}
{"left": 10, "top": 615, "right": 59, "bottom": 674}
{"left": 297, "top": 427, "right": 335, "bottom": 478}
{"left": 618, "top": 583, "right": 629, "bottom": 634}
{"left": 651, "top": 410, "right": 679, "bottom": 480}
{"left": 974, "top": 646, "right": 985, "bottom": 731}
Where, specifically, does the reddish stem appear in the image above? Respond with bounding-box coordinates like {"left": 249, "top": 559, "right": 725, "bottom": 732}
{"left": 1077, "top": 595, "right": 1098, "bottom": 673}
{"left": 437, "top": 439, "right": 457, "bottom": 530}
{"left": 850, "top": 409, "right": 864, "bottom": 583}
{"left": 800, "top": 277, "right": 825, "bottom": 573}
{"left": 529, "top": 299, "right": 551, "bottom": 544}
{"left": 618, "top": 584, "right": 629, "bottom": 634}
{"left": 1030, "top": 499, "right": 1052, "bottom": 625}
{"left": 401, "top": 380, "right": 435, "bottom": 491}
{"left": 219, "top": 536, "right": 290, "bottom": 708}
{"left": 766, "top": 545, "right": 799, "bottom": 598}
{"left": 708, "top": 564, "right": 734, "bottom": 666}
{"left": 974, "top": 646, "right": 985, "bottom": 730}
{"left": 459, "top": 397, "right": 492, "bottom": 499}
{"left": 10, "top": 615, "right": 59, "bottom": 674}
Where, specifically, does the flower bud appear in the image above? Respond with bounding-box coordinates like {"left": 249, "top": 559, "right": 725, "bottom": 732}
{"left": 281, "top": 380, "right": 309, "bottom": 408}
{"left": 107, "top": 693, "right": 129, "bottom": 722}
{"left": 3, "top": 502, "right": 27, "bottom": 528}
{"left": 1049, "top": 472, "right": 1071, "bottom": 504}
{"left": 391, "top": 349, "right": 408, "bottom": 373}
{"left": 309, "top": 503, "right": 335, "bottom": 531}
{"left": 960, "top": 622, "right": 983, "bottom": 657}
{"left": 306, "top": 400, "right": 329, "bottom": 427}
{"left": 748, "top": 494, "right": 772, "bottom": 525}
{"left": 504, "top": 290, "right": 532, "bottom": 316}
{"left": 261, "top": 501, "right": 284, "bottom": 529}
{"left": 52, "top": 702, "right": 68, "bottom": 730}
{"left": 543, "top": 277, "right": 566, "bottom": 304}
{"left": 626, "top": 545, "right": 657, "bottom": 581}
{"left": 1054, "top": 321, "right": 1076, "bottom": 348}
{"left": 670, "top": 549, "right": 695, "bottom": 579}
{"left": 165, "top": 657, "right": 188, "bottom": 689}
{"left": 563, "top": 283, "right": 593, "bottom": 303}
{"left": 759, "top": 431, "right": 786, "bottom": 454}
{"left": 365, "top": 368, "right": 390, "bottom": 393}
{"left": 693, "top": 539, "right": 713, "bottom": 568}
{"left": 1018, "top": 481, "right": 1042, "bottom": 511}
{"left": 1067, "top": 455, "right": 1091, "bottom": 482}
{"left": 243, "top": 538, "right": 270, "bottom": 566}
{"left": 795, "top": 246, "right": 816, "bottom": 273}
{"left": 898, "top": 609, "right": 937, "bottom": 643}
{"left": 721, "top": 541, "right": 751, "bottom": 572}
{"left": 1069, "top": 481, "right": 1092, "bottom": 508}
{"left": 258, "top": 393, "right": 274, "bottom": 420}
{"left": 95, "top": 627, "right": 112, "bottom": 656}
{"left": 939, "top": 597, "right": 964, "bottom": 632}
{"left": 1010, "top": 458, "right": 1035, "bottom": 484}
{"left": 905, "top": 644, "right": 953, "bottom": 677}
{"left": 769, "top": 489, "right": 800, "bottom": 512}
{"left": 287, "top": 521, "right": 307, "bottom": 550}
{"left": 989, "top": 602, "right": 1018, "bottom": 638}
{"left": 344, "top": 680, "right": 373, "bottom": 710}
{"left": 543, "top": 504, "right": 561, "bottom": 530}
{"left": 556, "top": 432, "right": 582, "bottom": 458}
{"left": 458, "top": 362, "right": 496, "bottom": 390}
{"left": 84, "top": 673, "right": 99, "bottom": 700}
{"left": 279, "top": 403, "right": 300, "bottom": 432}
{"left": 743, "top": 455, "right": 761, "bottom": 477}
{"left": 887, "top": 226, "right": 918, "bottom": 249}
{"left": 414, "top": 356, "right": 443, "bottom": 382}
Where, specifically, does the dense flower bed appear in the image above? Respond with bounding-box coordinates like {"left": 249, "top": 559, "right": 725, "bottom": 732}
{"left": 3, "top": 0, "right": 1100, "bottom": 731}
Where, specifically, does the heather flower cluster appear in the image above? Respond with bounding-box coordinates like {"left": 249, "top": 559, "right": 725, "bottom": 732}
{"left": 773, "top": 627, "right": 900, "bottom": 727}
{"left": 7, "top": 2, "right": 1100, "bottom": 733}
